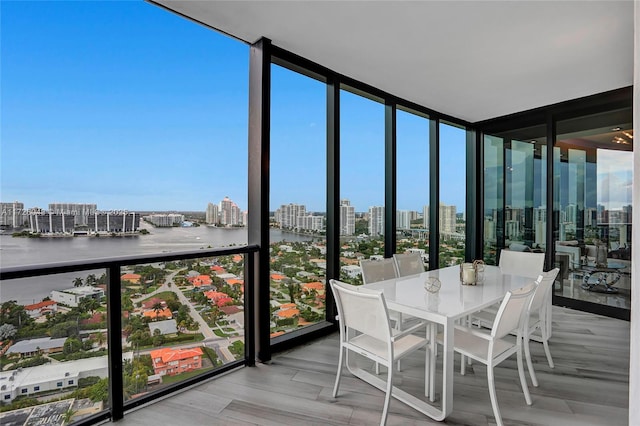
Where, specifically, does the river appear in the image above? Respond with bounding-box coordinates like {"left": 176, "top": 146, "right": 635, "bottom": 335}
{"left": 0, "top": 224, "right": 318, "bottom": 305}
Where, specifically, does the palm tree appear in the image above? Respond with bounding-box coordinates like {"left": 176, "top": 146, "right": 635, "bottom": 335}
{"left": 62, "top": 409, "right": 76, "bottom": 425}
{"left": 73, "top": 277, "right": 84, "bottom": 287}
{"left": 151, "top": 302, "right": 164, "bottom": 319}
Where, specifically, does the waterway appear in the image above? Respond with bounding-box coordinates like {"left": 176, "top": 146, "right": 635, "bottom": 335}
{"left": 0, "top": 224, "right": 318, "bottom": 305}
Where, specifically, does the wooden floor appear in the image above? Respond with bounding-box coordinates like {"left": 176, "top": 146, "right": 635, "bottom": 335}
{"left": 114, "top": 307, "right": 629, "bottom": 425}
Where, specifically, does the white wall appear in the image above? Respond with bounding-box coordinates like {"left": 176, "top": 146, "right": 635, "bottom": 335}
{"left": 630, "top": 2, "right": 639, "bottom": 425}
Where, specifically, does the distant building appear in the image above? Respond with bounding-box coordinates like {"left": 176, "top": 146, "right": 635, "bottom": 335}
{"left": 6, "top": 337, "right": 66, "bottom": 357}
{"left": 24, "top": 300, "right": 58, "bottom": 319}
{"left": 150, "top": 347, "right": 203, "bottom": 377}
{"left": 341, "top": 264, "right": 361, "bottom": 279}
{"left": 439, "top": 203, "right": 457, "bottom": 234}
{"left": 48, "top": 203, "right": 97, "bottom": 226}
{"left": 121, "top": 273, "right": 142, "bottom": 284}
{"left": 339, "top": 199, "right": 355, "bottom": 236}
{"left": 205, "top": 202, "right": 219, "bottom": 225}
{"left": 148, "top": 319, "right": 178, "bottom": 336}
{"left": 0, "top": 354, "right": 129, "bottom": 402}
{"left": 50, "top": 286, "right": 104, "bottom": 308}
{"left": 219, "top": 196, "right": 242, "bottom": 226}
{"left": 0, "top": 201, "right": 27, "bottom": 228}
{"left": 296, "top": 214, "right": 324, "bottom": 232}
{"left": 368, "top": 206, "right": 384, "bottom": 237}
{"left": 144, "top": 214, "right": 183, "bottom": 227}
{"left": 89, "top": 212, "right": 140, "bottom": 233}
{"left": 28, "top": 212, "right": 75, "bottom": 234}
{"left": 396, "top": 210, "right": 415, "bottom": 230}
{"left": 276, "top": 203, "right": 306, "bottom": 229}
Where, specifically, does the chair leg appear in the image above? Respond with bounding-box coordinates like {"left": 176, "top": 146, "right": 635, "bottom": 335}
{"left": 541, "top": 323, "right": 555, "bottom": 368}
{"left": 517, "top": 344, "right": 532, "bottom": 406}
{"left": 524, "top": 331, "right": 539, "bottom": 387}
{"left": 333, "top": 347, "right": 344, "bottom": 397}
{"left": 487, "top": 365, "right": 503, "bottom": 426}
{"left": 380, "top": 366, "right": 393, "bottom": 426}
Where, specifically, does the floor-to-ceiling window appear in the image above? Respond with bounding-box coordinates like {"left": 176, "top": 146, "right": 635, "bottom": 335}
{"left": 396, "top": 108, "right": 430, "bottom": 267}
{"left": 483, "top": 135, "right": 504, "bottom": 264}
{"left": 554, "top": 108, "right": 633, "bottom": 313}
{"left": 269, "top": 64, "right": 327, "bottom": 337}
{"left": 439, "top": 122, "right": 466, "bottom": 267}
{"left": 339, "top": 88, "right": 385, "bottom": 284}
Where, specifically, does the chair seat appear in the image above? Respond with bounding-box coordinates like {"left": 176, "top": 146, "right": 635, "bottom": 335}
{"left": 348, "top": 333, "right": 426, "bottom": 362}
{"left": 437, "top": 328, "right": 515, "bottom": 362}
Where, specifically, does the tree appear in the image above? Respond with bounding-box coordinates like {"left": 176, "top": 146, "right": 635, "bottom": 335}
{"left": 86, "top": 274, "right": 97, "bottom": 286}
{"left": 0, "top": 300, "right": 30, "bottom": 328}
{"left": 89, "top": 378, "right": 109, "bottom": 402}
{"left": 73, "top": 277, "right": 84, "bottom": 287}
{"left": 79, "top": 297, "right": 101, "bottom": 315}
{"left": 151, "top": 302, "right": 164, "bottom": 319}
{"left": 63, "top": 337, "right": 82, "bottom": 355}
{"left": 62, "top": 409, "right": 77, "bottom": 425}
{"left": 0, "top": 323, "right": 18, "bottom": 340}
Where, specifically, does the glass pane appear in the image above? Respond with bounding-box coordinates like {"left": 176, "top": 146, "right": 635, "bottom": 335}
{"left": 396, "top": 109, "right": 430, "bottom": 268}
{"left": 0, "top": 270, "right": 109, "bottom": 422}
{"left": 123, "top": 256, "right": 246, "bottom": 402}
{"left": 554, "top": 109, "right": 632, "bottom": 310}
{"left": 269, "top": 65, "right": 327, "bottom": 337}
{"left": 339, "top": 89, "right": 385, "bottom": 284}
{"left": 438, "top": 123, "right": 466, "bottom": 268}
{"left": 0, "top": 1, "right": 249, "bottom": 270}
{"left": 483, "top": 135, "right": 504, "bottom": 264}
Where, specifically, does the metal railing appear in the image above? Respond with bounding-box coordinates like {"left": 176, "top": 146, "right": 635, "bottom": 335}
{"left": 0, "top": 245, "right": 259, "bottom": 425}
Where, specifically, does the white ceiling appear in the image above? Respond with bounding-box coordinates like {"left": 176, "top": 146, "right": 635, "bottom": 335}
{"left": 152, "top": 0, "right": 634, "bottom": 123}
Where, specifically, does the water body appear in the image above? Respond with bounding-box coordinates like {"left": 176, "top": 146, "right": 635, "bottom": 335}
{"left": 0, "top": 225, "right": 317, "bottom": 305}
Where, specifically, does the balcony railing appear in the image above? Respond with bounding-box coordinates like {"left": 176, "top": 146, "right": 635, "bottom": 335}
{"left": 0, "top": 245, "right": 258, "bottom": 425}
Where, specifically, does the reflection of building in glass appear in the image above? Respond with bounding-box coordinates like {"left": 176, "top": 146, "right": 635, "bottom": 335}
{"left": 340, "top": 199, "right": 355, "bottom": 236}
{"left": 206, "top": 202, "right": 219, "bottom": 225}
{"left": 368, "top": 206, "right": 384, "bottom": 237}
{"left": 0, "top": 201, "right": 27, "bottom": 228}
{"left": 484, "top": 216, "right": 496, "bottom": 242}
{"left": 48, "top": 203, "right": 96, "bottom": 226}
{"left": 423, "top": 205, "right": 429, "bottom": 229}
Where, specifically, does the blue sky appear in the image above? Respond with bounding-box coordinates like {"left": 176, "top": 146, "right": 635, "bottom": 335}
{"left": 2, "top": 1, "right": 467, "bottom": 214}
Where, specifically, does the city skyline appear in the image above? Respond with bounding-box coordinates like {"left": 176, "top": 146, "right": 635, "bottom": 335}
{"left": 1, "top": 1, "right": 467, "bottom": 213}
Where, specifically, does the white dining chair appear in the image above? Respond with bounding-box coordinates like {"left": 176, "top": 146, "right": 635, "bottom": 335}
{"left": 498, "top": 249, "right": 545, "bottom": 278}
{"left": 360, "top": 258, "right": 398, "bottom": 284}
{"left": 392, "top": 252, "right": 425, "bottom": 277}
{"left": 523, "top": 268, "right": 559, "bottom": 387}
{"left": 437, "top": 282, "right": 536, "bottom": 426}
{"left": 329, "top": 279, "right": 428, "bottom": 426}
{"left": 472, "top": 268, "right": 559, "bottom": 387}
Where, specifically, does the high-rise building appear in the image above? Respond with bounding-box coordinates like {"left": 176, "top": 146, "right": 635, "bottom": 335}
{"left": 143, "top": 214, "right": 183, "bottom": 227}
{"left": 205, "top": 202, "right": 219, "bottom": 225}
{"left": 0, "top": 201, "right": 27, "bottom": 228}
{"left": 423, "top": 205, "right": 429, "bottom": 229}
{"left": 396, "top": 210, "right": 414, "bottom": 230}
{"left": 339, "top": 199, "right": 355, "bottom": 236}
{"left": 368, "top": 206, "right": 384, "bottom": 237}
{"left": 296, "top": 214, "right": 324, "bottom": 232}
{"left": 219, "top": 196, "right": 242, "bottom": 226}
{"left": 48, "top": 203, "right": 97, "bottom": 226}
{"left": 276, "top": 203, "right": 307, "bottom": 229}
{"left": 439, "top": 203, "right": 457, "bottom": 234}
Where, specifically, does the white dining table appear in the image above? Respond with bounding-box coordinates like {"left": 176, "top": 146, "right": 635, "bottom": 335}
{"left": 356, "top": 265, "right": 533, "bottom": 421}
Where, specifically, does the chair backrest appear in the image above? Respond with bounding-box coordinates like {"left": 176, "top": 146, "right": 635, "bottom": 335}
{"left": 360, "top": 258, "right": 398, "bottom": 284}
{"left": 530, "top": 268, "right": 560, "bottom": 313}
{"left": 499, "top": 249, "right": 545, "bottom": 279}
{"left": 329, "top": 279, "right": 391, "bottom": 342}
{"left": 393, "top": 252, "right": 425, "bottom": 277}
{"left": 491, "top": 282, "right": 536, "bottom": 339}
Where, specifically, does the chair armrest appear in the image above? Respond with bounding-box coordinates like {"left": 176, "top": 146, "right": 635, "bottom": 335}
{"left": 391, "top": 320, "right": 427, "bottom": 341}
{"left": 453, "top": 324, "right": 492, "bottom": 341}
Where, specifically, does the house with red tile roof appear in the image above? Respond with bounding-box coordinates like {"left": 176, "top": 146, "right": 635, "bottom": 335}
{"left": 150, "top": 347, "right": 203, "bottom": 376}
{"left": 24, "top": 300, "right": 58, "bottom": 319}
{"left": 121, "top": 273, "right": 141, "bottom": 284}
{"left": 143, "top": 308, "right": 172, "bottom": 320}
{"left": 302, "top": 282, "right": 325, "bottom": 295}
{"left": 270, "top": 273, "right": 285, "bottom": 282}
{"left": 210, "top": 265, "right": 226, "bottom": 274}
{"left": 141, "top": 298, "right": 166, "bottom": 310}
{"left": 204, "top": 291, "right": 233, "bottom": 307}
{"left": 191, "top": 274, "right": 213, "bottom": 287}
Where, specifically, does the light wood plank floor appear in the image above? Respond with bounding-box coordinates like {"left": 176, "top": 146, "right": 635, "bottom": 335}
{"left": 114, "top": 307, "right": 629, "bottom": 425}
